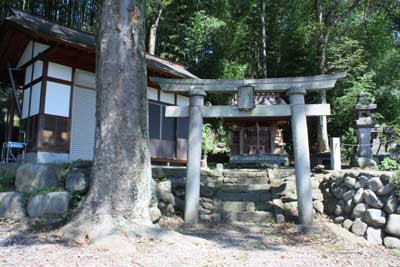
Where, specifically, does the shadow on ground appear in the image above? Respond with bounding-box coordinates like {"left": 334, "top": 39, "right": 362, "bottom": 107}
{"left": 174, "top": 218, "right": 341, "bottom": 252}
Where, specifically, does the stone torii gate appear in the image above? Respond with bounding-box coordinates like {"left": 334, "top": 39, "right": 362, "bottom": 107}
{"left": 151, "top": 73, "right": 346, "bottom": 226}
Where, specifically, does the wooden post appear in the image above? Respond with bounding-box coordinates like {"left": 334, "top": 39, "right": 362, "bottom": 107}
{"left": 287, "top": 87, "right": 313, "bottom": 226}
{"left": 330, "top": 137, "right": 341, "bottom": 170}
{"left": 184, "top": 88, "right": 206, "bottom": 224}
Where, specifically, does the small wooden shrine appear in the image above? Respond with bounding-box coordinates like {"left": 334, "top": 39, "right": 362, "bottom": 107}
{"left": 227, "top": 93, "right": 288, "bottom": 166}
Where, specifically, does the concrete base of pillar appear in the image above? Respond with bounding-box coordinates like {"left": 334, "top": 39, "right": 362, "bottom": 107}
{"left": 355, "top": 157, "right": 378, "bottom": 169}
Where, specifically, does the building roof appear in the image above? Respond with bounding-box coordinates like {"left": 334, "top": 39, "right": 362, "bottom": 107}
{"left": 2, "top": 9, "right": 198, "bottom": 79}
{"left": 231, "top": 93, "right": 287, "bottom": 106}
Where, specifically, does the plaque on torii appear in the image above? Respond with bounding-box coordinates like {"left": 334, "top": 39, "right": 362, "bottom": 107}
{"left": 151, "top": 73, "right": 346, "bottom": 226}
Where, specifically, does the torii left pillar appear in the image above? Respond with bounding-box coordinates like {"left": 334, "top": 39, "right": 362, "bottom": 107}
{"left": 288, "top": 87, "right": 313, "bottom": 226}
{"left": 185, "top": 88, "right": 207, "bottom": 224}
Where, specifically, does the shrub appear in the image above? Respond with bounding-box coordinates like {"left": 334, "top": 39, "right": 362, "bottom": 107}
{"left": 0, "top": 170, "right": 15, "bottom": 192}
{"left": 57, "top": 164, "right": 71, "bottom": 186}
{"left": 379, "top": 157, "right": 399, "bottom": 171}
{"left": 389, "top": 171, "right": 400, "bottom": 200}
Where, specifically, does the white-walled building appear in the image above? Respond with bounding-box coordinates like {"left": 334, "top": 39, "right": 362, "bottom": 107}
{"left": 0, "top": 9, "right": 197, "bottom": 164}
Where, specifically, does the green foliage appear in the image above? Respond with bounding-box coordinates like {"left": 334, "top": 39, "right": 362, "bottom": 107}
{"left": 389, "top": 171, "right": 400, "bottom": 200}
{"left": 202, "top": 122, "right": 230, "bottom": 160}
{"left": 184, "top": 10, "right": 226, "bottom": 64}
{"left": 2, "top": 1, "right": 400, "bottom": 160}
{"left": 0, "top": 170, "right": 15, "bottom": 192}
{"left": 70, "top": 192, "right": 85, "bottom": 210}
{"left": 379, "top": 158, "right": 399, "bottom": 171}
{"left": 57, "top": 164, "right": 71, "bottom": 186}
{"left": 340, "top": 128, "right": 357, "bottom": 162}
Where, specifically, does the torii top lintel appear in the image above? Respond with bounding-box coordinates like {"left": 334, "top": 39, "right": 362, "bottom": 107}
{"left": 150, "top": 72, "right": 346, "bottom": 93}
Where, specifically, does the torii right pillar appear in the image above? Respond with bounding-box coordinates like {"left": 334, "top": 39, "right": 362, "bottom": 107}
{"left": 287, "top": 87, "right": 313, "bottom": 226}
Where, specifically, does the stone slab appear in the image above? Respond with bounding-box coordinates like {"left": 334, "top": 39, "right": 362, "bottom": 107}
{"left": 222, "top": 211, "right": 273, "bottom": 223}
{"left": 0, "top": 192, "right": 25, "bottom": 219}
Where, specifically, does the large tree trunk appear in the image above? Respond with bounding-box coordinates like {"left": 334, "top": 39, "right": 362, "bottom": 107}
{"left": 316, "top": 0, "right": 330, "bottom": 153}
{"left": 260, "top": 0, "right": 268, "bottom": 78}
{"left": 62, "top": 0, "right": 152, "bottom": 246}
{"left": 148, "top": 8, "right": 163, "bottom": 55}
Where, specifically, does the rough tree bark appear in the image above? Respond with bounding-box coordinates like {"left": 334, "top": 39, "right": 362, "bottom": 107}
{"left": 148, "top": 8, "right": 163, "bottom": 55}
{"left": 261, "top": 0, "right": 268, "bottom": 78}
{"left": 316, "top": 0, "right": 330, "bottom": 153}
{"left": 62, "top": 0, "right": 152, "bottom": 246}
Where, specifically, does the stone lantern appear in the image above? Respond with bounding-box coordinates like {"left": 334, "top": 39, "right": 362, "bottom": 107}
{"left": 354, "top": 92, "right": 378, "bottom": 168}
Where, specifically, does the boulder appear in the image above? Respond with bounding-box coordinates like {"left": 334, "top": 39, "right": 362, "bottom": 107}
{"left": 331, "top": 185, "right": 345, "bottom": 199}
{"left": 312, "top": 189, "right": 324, "bottom": 201}
{"left": 344, "top": 176, "right": 356, "bottom": 188}
{"left": 384, "top": 195, "right": 398, "bottom": 214}
{"left": 149, "top": 207, "right": 161, "bottom": 223}
{"left": 150, "top": 178, "right": 158, "bottom": 208}
{"left": 283, "top": 201, "right": 298, "bottom": 217}
{"left": 380, "top": 173, "right": 392, "bottom": 185}
{"left": 156, "top": 180, "right": 175, "bottom": 205}
{"left": 363, "top": 189, "right": 383, "bottom": 209}
{"left": 334, "top": 201, "right": 344, "bottom": 216}
{"left": 365, "top": 227, "right": 383, "bottom": 245}
{"left": 364, "top": 209, "right": 386, "bottom": 227}
{"left": 313, "top": 201, "right": 324, "bottom": 213}
{"left": 65, "top": 169, "right": 89, "bottom": 193}
{"left": 15, "top": 163, "right": 60, "bottom": 193}
{"left": 352, "top": 203, "right": 367, "bottom": 219}
{"left": 343, "top": 190, "right": 355, "bottom": 201}
{"left": 27, "top": 191, "right": 70, "bottom": 217}
{"left": 164, "top": 203, "right": 175, "bottom": 215}
{"left": 342, "top": 219, "right": 353, "bottom": 231}
{"left": 353, "top": 188, "right": 364, "bottom": 204}
{"left": 366, "top": 177, "right": 383, "bottom": 192}
{"left": 352, "top": 218, "right": 368, "bottom": 236}
{"left": 343, "top": 199, "right": 353, "bottom": 214}
{"left": 356, "top": 175, "right": 369, "bottom": 189}
{"left": 384, "top": 237, "right": 400, "bottom": 249}
{"left": 376, "top": 184, "right": 393, "bottom": 196}
{"left": 0, "top": 192, "right": 25, "bottom": 219}
{"left": 334, "top": 216, "right": 345, "bottom": 224}
{"left": 385, "top": 214, "right": 400, "bottom": 237}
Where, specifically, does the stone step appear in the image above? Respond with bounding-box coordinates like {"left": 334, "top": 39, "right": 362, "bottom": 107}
{"left": 221, "top": 184, "right": 271, "bottom": 192}
{"left": 222, "top": 177, "right": 270, "bottom": 185}
{"left": 222, "top": 211, "right": 274, "bottom": 223}
{"left": 222, "top": 170, "right": 269, "bottom": 178}
{"left": 222, "top": 201, "right": 274, "bottom": 212}
{"left": 218, "top": 191, "right": 272, "bottom": 202}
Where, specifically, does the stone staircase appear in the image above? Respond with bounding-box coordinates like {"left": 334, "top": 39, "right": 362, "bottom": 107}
{"left": 217, "top": 169, "right": 274, "bottom": 223}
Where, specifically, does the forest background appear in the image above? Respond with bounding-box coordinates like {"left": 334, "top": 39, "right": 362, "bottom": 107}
{"left": 1, "top": 0, "right": 400, "bottom": 161}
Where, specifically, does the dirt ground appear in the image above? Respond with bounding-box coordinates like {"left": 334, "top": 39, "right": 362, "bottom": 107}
{"left": 0, "top": 216, "right": 399, "bottom": 267}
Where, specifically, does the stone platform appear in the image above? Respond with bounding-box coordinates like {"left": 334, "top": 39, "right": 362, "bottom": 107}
{"left": 164, "top": 167, "right": 325, "bottom": 224}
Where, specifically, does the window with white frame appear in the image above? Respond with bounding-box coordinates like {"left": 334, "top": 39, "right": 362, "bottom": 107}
{"left": 44, "top": 81, "right": 71, "bottom": 117}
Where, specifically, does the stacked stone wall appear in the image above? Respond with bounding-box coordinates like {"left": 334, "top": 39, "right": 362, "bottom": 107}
{"left": 323, "top": 170, "right": 400, "bottom": 248}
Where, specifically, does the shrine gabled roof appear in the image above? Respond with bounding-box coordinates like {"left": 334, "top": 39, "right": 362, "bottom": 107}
{"left": 231, "top": 93, "right": 287, "bottom": 106}
{"left": 0, "top": 9, "right": 198, "bottom": 79}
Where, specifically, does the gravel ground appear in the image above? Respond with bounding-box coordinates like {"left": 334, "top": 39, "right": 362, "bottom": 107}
{"left": 0, "top": 216, "right": 399, "bottom": 267}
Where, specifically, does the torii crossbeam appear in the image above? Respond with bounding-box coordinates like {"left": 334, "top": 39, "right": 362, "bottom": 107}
{"left": 151, "top": 73, "right": 346, "bottom": 226}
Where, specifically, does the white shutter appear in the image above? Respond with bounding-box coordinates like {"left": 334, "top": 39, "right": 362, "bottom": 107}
{"left": 70, "top": 86, "right": 96, "bottom": 161}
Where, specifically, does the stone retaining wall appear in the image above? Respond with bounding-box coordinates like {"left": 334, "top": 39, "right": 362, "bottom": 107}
{"left": 2, "top": 163, "right": 399, "bottom": 250}
{"left": 323, "top": 170, "right": 400, "bottom": 248}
